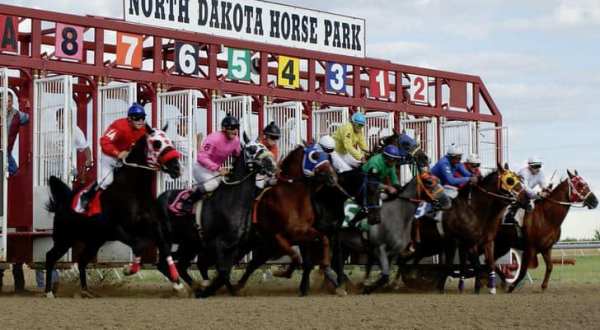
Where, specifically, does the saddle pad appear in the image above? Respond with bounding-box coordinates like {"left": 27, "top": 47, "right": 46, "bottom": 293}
{"left": 72, "top": 184, "right": 102, "bottom": 217}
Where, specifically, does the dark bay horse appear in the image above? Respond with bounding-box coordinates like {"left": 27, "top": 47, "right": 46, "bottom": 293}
{"left": 497, "top": 170, "right": 598, "bottom": 292}
{"left": 233, "top": 146, "right": 347, "bottom": 295}
{"left": 155, "top": 139, "right": 276, "bottom": 292}
{"left": 401, "top": 164, "right": 529, "bottom": 294}
{"left": 44, "top": 125, "right": 182, "bottom": 297}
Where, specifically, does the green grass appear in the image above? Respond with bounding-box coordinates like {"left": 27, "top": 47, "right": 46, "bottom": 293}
{"left": 528, "top": 255, "right": 600, "bottom": 284}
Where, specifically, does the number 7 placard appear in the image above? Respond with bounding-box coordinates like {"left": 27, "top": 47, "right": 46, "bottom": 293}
{"left": 116, "top": 32, "right": 143, "bottom": 69}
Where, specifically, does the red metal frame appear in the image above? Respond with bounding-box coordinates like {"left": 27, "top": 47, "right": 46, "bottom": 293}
{"left": 0, "top": 4, "right": 503, "bottom": 263}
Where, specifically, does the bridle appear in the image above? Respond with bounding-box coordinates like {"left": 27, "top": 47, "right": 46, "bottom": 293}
{"left": 546, "top": 176, "right": 592, "bottom": 208}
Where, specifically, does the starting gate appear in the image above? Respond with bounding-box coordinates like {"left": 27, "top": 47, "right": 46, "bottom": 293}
{"left": 32, "top": 75, "right": 74, "bottom": 262}
{"left": 96, "top": 82, "right": 137, "bottom": 263}
{"left": 365, "top": 111, "right": 395, "bottom": 151}
{"left": 0, "top": 69, "right": 8, "bottom": 262}
{"left": 312, "top": 107, "right": 349, "bottom": 140}
{"left": 399, "top": 115, "right": 438, "bottom": 184}
{"left": 440, "top": 119, "right": 476, "bottom": 158}
{"left": 264, "top": 102, "right": 303, "bottom": 160}
{"left": 477, "top": 125, "right": 509, "bottom": 174}
{"left": 157, "top": 90, "right": 203, "bottom": 192}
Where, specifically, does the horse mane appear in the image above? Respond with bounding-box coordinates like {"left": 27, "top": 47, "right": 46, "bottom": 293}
{"left": 458, "top": 169, "right": 498, "bottom": 198}
{"left": 279, "top": 145, "right": 304, "bottom": 175}
{"left": 45, "top": 176, "right": 74, "bottom": 213}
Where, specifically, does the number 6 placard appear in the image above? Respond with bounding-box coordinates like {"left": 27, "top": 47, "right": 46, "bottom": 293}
{"left": 55, "top": 23, "right": 84, "bottom": 60}
{"left": 116, "top": 32, "right": 143, "bottom": 69}
{"left": 175, "top": 42, "right": 199, "bottom": 75}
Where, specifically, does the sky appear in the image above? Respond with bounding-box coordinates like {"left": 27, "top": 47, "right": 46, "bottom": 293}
{"left": 2, "top": 0, "right": 599, "bottom": 238}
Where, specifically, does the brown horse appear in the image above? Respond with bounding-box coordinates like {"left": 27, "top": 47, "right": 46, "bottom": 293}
{"left": 234, "top": 145, "right": 349, "bottom": 294}
{"left": 499, "top": 170, "right": 598, "bottom": 292}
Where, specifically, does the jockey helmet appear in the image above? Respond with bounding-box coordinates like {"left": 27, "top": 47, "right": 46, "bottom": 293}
{"left": 127, "top": 103, "right": 146, "bottom": 119}
{"left": 383, "top": 145, "right": 402, "bottom": 160}
{"left": 466, "top": 153, "right": 481, "bottom": 164}
{"left": 528, "top": 156, "right": 542, "bottom": 169}
{"left": 221, "top": 115, "right": 240, "bottom": 130}
{"left": 351, "top": 112, "right": 366, "bottom": 126}
{"left": 263, "top": 121, "right": 281, "bottom": 138}
{"left": 446, "top": 144, "right": 462, "bottom": 158}
{"left": 318, "top": 135, "right": 336, "bottom": 153}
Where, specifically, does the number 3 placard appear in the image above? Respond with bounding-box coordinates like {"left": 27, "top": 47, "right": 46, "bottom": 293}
{"left": 369, "top": 69, "right": 390, "bottom": 98}
{"left": 116, "top": 32, "right": 143, "bottom": 69}
{"left": 55, "top": 23, "right": 84, "bottom": 60}
{"left": 277, "top": 55, "right": 300, "bottom": 89}
{"left": 326, "top": 62, "right": 347, "bottom": 93}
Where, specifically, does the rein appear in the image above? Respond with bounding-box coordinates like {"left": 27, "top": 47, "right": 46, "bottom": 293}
{"left": 121, "top": 158, "right": 159, "bottom": 172}
{"left": 475, "top": 184, "right": 517, "bottom": 202}
{"left": 545, "top": 179, "right": 590, "bottom": 208}
{"left": 222, "top": 170, "right": 258, "bottom": 185}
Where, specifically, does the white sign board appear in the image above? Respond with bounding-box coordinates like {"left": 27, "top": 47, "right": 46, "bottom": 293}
{"left": 124, "top": 0, "right": 366, "bottom": 57}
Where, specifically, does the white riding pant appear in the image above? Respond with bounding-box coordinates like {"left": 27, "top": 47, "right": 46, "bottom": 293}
{"left": 192, "top": 163, "right": 222, "bottom": 192}
{"left": 98, "top": 155, "right": 119, "bottom": 189}
{"left": 330, "top": 151, "right": 353, "bottom": 173}
{"left": 339, "top": 152, "right": 362, "bottom": 169}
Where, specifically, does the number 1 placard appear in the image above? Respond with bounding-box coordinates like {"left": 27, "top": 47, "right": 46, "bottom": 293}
{"left": 277, "top": 56, "right": 300, "bottom": 88}
{"left": 55, "top": 23, "right": 84, "bottom": 61}
{"left": 369, "top": 69, "right": 390, "bottom": 98}
{"left": 116, "top": 32, "right": 143, "bottom": 69}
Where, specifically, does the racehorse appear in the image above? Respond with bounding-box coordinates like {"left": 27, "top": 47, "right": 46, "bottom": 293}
{"left": 496, "top": 170, "right": 598, "bottom": 292}
{"left": 232, "top": 145, "right": 346, "bottom": 296}
{"left": 44, "top": 125, "right": 182, "bottom": 297}
{"left": 399, "top": 164, "right": 529, "bottom": 294}
{"left": 155, "top": 138, "right": 276, "bottom": 291}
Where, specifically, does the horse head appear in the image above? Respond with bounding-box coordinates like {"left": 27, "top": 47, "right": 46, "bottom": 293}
{"left": 418, "top": 171, "right": 451, "bottom": 210}
{"left": 567, "top": 170, "right": 598, "bottom": 209}
{"left": 493, "top": 163, "right": 530, "bottom": 209}
{"left": 242, "top": 139, "right": 277, "bottom": 178}
{"left": 145, "top": 125, "right": 182, "bottom": 179}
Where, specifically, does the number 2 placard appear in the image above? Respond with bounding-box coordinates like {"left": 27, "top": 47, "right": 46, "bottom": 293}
{"left": 116, "top": 32, "right": 143, "bottom": 69}
{"left": 277, "top": 56, "right": 300, "bottom": 88}
{"left": 55, "top": 23, "right": 84, "bottom": 60}
{"left": 410, "top": 75, "right": 429, "bottom": 104}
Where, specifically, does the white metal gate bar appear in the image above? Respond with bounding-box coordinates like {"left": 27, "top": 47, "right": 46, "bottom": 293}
{"left": 312, "top": 107, "right": 349, "bottom": 140}
{"left": 365, "top": 111, "right": 394, "bottom": 152}
{"left": 399, "top": 116, "right": 438, "bottom": 184}
{"left": 441, "top": 120, "right": 475, "bottom": 158}
{"left": 32, "top": 76, "right": 74, "bottom": 232}
{"left": 478, "top": 126, "right": 508, "bottom": 174}
{"left": 264, "top": 101, "right": 302, "bottom": 160}
{"left": 0, "top": 68, "right": 8, "bottom": 261}
{"left": 157, "top": 90, "right": 202, "bottom": 192}
{"left": 211, "top": 95, "right": 253, "bottom": 168}
{"left": 97, "top": 82, "right": 137, "bottom": 182}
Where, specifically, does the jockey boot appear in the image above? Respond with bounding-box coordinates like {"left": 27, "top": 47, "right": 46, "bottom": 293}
{"left": 181, "top": 186, "right": 207, "bottom": 215}
{"left": 408, "top": 218, "right": 422, "bottom": 253}
{"left": 80, "top": 182, "right": 99, "bottom": 211}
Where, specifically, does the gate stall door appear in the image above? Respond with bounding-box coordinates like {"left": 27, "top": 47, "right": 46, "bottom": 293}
{"left": 399, "top": 116, "right": 438, "bottom": 184}
{"left": 441, "top": 120, "right": 475, "bottom": 158}
{"left": 478, "top": 125, "right": 508, "bottom": 174}
{"left": 0, "top": 69, "right": 8, "bottom": 262}
{"left": 365, "top": 112, "right": 394, "bottom": 151}
{"left": 312, "top": 107, "right": 349, "bottom": 141}
{"left": 157, "top": 90, "right": 202, "bottom": 192}
{"left": 32, "top": 75, "right": 74, "bottom": 262}
{"left": 264, "top": 102, "right": 303, "bottom": 161}
{"left": 211, "top": 95, "right": 254, "bottom": 168}
{"left": 96, "top": 82, "right": 137, "bottom": 263}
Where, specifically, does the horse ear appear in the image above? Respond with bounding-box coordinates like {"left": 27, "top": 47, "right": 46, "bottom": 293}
{"left": 504, "top": 162, "right": 509, "bottom": 170}
{"left": 401, "top": 128, "right": 406, "bottom": 135}
{"left": 146, "top": 124, "right": 154, "bottom": 134}
{"left": 242, "top": 131, "right": 250, "bottom": 145}
{"left": 497, "top": 163, "right": 503, "bottom": 172}
{"left": 567, "top": 169, "right": 574, "bottom": 178}
{"left": 162, "top": 123, "right": 168, "bottom": 132}
{"left": 574, "top": 169, "right": 579, "bottom": 176}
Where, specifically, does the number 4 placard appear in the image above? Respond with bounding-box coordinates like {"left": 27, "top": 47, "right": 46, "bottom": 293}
{"left": 278, "top": 55, "right": 300, "bottom": 89}
{"left": 369, "top": 69, "right": 390, "bottom": 98}
{"left": 116, "top": 32, "right": 143, "bottom": 69}
{"left": 55, "top": 23, "right": 84, "bottom": 61}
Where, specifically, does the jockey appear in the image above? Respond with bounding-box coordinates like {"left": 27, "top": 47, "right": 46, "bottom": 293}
{"left": 317, "top": 135, "right": 351, "bottom": 173}
{"left": 454, "top": 153, "right": 482, "bottom": 188}
{"left": 332, "top": 112, "right": 369, "bottom": 169}
{"left": 431, "top": 145, "right": 477, "bottom": 188}
{"left": 505, "top": 157, "right": 547, "bottom": 224}
{"left": 175, "top": 115, "right": 241, "bottom": 214}
{"left": 362, "top": 145, "right": 403, "bottom": 195}
{"left": 80, "top": 103, "right": 148, "bottom": 209}
{"left": 260, "top": 121, "right": 280, "bottom": 161}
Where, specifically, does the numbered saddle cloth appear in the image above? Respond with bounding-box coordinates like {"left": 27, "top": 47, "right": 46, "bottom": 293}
{"left": 342, "top": 199, "right": 369, "bottom": 232}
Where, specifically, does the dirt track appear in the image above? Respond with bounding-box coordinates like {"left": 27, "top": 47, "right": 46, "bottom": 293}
{"left": 1, "top": 271, "right": 600, "bottom": 330}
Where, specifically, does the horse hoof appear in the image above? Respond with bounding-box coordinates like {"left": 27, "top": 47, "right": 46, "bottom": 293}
{"left": 80, "top": 290, "right": 97, "bottom": 298}
{"left": 335, "top": 287, "right": 348, "bottom": 297}
{"left": 489, "top": 287, "right": 497, "bottom": 295}
{"left": 200, "top": 280, "right": 211, "bottom": 288}
{"left": 195, "top": 289, "right": 210, "bottom": 299}
{"left": 45, "top": 291, "right": 55, "bottom": 299}
{"left": 172, "top": 283, "right": 185, "bottom": 292}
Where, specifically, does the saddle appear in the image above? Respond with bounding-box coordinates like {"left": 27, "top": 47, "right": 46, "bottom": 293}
{"left": 72, "top": 184, "right": 102, "bottom": 217}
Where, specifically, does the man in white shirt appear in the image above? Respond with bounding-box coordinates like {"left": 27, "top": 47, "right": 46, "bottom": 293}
{"left": 505, "top": 157, "right": 547, "bottom": 224}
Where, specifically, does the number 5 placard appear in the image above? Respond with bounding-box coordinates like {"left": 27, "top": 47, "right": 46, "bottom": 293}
{"left": 277, "top": 55, "right": 300, "bottom": 88}
{"left": 227, "top": 48, "right": 251, "bottom": 81}
{"left": 116, "top": 32, "right": 143, "bottom": 69}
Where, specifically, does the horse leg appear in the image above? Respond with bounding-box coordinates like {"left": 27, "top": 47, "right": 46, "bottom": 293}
{"left": 484, "top": 243, "right": 497, "bottom": 295}
{"left": 77, "top": 242, "right": 102, "bottom": 298}
{"left": 235, "top": 245, "right": 272, "bottom": 292}
{"left": 44, "top": 242, "right": 72, "bottom": 298}
{"left": 196, "top": 239, "right": 233, "bottom": 298}
{"left": 173, "top": 245, "right": 197, "bottom": 287}
{"left": 458, "top": 246, "right": 467, "bottom": 294}
{"left": 196, "top": 252, "right": 213, "bottom": 287}
{"left": 468, "top": 252, "right": 482, "bottom": 294}
{"left": 363, "top": 245, "right": 390, "bottom": 294}
{"left": 301, "top": 228, "right": 339, "bottom": 288}
{"left": 437, "top": 242, "right": 455, "bottom": 294}
{"left": 152, "top": 221, "right": 180, "bottom": 285}
{"left": 541, "top": 249, "right": 553, "bottom": 291}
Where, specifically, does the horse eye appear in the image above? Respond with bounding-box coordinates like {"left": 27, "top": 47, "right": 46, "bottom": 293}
{"left": 152, "top": 140, "right": 162, "bottom": 151}
{"left": 506, "top": 177, "right": 515, "bottom": 186}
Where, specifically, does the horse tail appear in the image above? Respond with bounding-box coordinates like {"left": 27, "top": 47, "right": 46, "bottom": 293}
{"left": 45, "top": 176, "right": 74, "bottom": 214}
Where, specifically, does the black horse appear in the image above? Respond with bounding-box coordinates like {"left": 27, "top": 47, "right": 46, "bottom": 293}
{"left": 44, "top": 125, "right": 181, "bottom": 297}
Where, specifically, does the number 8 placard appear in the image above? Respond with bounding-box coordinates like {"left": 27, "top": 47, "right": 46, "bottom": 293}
{"left": 116, "top": 32, "right": 143, "bottom": 69}
{"left": 55, "top": 23, "right": 84, "bottom": 61}
{"left": 277, "top": 56, "right": 300, "bottom": 88}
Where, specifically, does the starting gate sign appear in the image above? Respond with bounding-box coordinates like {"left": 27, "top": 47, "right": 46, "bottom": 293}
{"left": 365, "top": 111, "right": 394, "bottom": 151}
{"left": 264, "top": 102, "right": 303, "bottom": 160}
{"left": 369, "top": 69, "right": 390, "bottom": 99}
{"left": 277, "top": 56, "right": 300, "bottom": 89}
{"left": 0, "top": 16, "right": 18, "bottom": 52}
{"left": 55, "top": 23, "right": 84, "bottom": 61}
{"left": 227, "top": 48, "right": 251, "bottom": 81}
{"left": 116, "top": 32, "right": 143, "bottom": 69}
{"left": 175, "top": 42, "right": 200, "bottom": 75}
{"left": 325, "top": 62, "right": 347, "bottom": 93}
{"left": 0, "top": 69, "right": 8, "bottom": 261}
{"left": 312, "top": 107, "right": 349, "bottom": 140}
{"left": 409, "top": 75, "right": 429, "bottom": 104}
{"left": 157, "top": 90, "right": 203, "bottom": 192}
